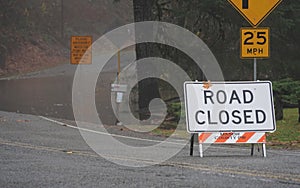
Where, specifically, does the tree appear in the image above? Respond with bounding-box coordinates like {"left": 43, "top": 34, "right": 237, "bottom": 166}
{"left": 133, "top": 0, "right": 161, "bottom": 120}
{"left": 152, "top": 0, "right": 300, "bottom": 81}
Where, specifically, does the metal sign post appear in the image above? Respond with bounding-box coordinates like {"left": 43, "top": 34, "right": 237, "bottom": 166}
{"left": 254, "top": 58, "right": 257, "bottom": 81}
{"left": 251, "top": 58, "right": 267, "bottom": 157}
{"left": 115, "top": 50, "right": 122, "bottom": 125}
{"left": 117, "top": 51, "right": 121, "bottom": 82}
{"left": 251, "top": 58, "right": 257, "bottom": 156}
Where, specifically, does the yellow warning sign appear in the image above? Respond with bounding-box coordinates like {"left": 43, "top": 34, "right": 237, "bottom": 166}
{"left": 228, "top": 0, "right": 282, "bottom": 27}
{"left": 71, "top": 36, "right": 92, "bottom": 64}
{"left": 241, "top": 28, "right": 269, "bottom": 58}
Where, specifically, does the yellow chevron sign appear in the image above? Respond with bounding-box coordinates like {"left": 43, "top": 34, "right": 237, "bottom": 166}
{"left": 228, "top": 0, "right": 282, "bottom": 27}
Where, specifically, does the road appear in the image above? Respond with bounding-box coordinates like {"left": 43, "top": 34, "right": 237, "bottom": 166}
{"left": 1, "top": 111, "right": 300, "bottom": 188}
{"left": 0, "top": 50, "right": 299, "bottom": 187}
{"left": 0, "top": 49, "right": 136, "bottom": 124}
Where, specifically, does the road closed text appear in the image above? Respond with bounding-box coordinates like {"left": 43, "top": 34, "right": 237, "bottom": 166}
{"left": 195, "top": 109, "right": 266, "bottom": 125}
{"left": 195, "top": 90, "right": 266, "bottom": 125}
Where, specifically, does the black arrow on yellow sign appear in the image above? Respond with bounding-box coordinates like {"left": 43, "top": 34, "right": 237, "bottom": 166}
{"left": 242, "top": 0, "right": 248, "bottom": 9}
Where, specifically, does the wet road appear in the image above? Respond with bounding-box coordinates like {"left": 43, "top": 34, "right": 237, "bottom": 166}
{"left": 1, "top": 49, "right": 300, "bottom": 187}
{"left": 0, "top": 74, "right": 116, "bottom": 124}
{"left": 0, "top": 76, "right": 74, "bottom": 119}
{"left": 1, "top": 111, "right": 300, "bottom": 188}
{"left": 0, "top": 49, "right": 136, "bottom": 125}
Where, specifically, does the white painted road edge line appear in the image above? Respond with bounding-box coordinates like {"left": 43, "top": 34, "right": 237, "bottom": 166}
{"left": 39, "top": 116, "right": 300, "bottom": 157}
{"left": 39, "top": 116, "right": 187, "bottom": 146}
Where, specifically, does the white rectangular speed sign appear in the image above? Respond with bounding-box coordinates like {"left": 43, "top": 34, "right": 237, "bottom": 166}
{"left": 184, "top": 81, "right": 276, "bottom": 133}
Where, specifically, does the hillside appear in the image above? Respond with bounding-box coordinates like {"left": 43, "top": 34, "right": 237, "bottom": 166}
{"left": 0, "top": 0, "right": 299, "bottom": 81}
{"left": 0, "top": 0, "right": 133, "bottom": 77}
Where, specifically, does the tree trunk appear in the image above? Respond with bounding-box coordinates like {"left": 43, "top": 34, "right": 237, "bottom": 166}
{"left": 0, "top": 45, "right": 7, "bottom": 69}
{"left": 298, "top": 100, "right": 300, "bottom": 123}
{"left": 274, "top": 91, "right": 283, "bottom": 120}
{"left": 133, "top": 0, "right": 161, "bottom": 120}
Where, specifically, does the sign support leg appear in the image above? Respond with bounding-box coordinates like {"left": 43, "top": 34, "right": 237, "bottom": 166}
{"left": 199, "top": 143, "right": 203, "bottom": 158}
{"left": 262, "top": 143, "right": 267, "bottom": 157}
{"left": 251, "top": 144, "right": 254, "bottom": 156}
{"left": 190, "top": 134, "right": 195, "bottom": 156}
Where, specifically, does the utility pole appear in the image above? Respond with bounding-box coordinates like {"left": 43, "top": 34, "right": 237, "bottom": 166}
{"left": 61, "top": 0, "right": 64, "bottom": 39}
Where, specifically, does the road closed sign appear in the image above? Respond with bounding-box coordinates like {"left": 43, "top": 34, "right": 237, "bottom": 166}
{"left": 184, "top": 81, "right": 276, "bottom": 133}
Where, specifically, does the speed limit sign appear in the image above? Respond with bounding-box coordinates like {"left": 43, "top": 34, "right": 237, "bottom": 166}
{"left": 241, "top": 28, "right": 269, "bottom": 58}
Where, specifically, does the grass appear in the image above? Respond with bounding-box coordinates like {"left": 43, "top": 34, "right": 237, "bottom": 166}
{"left": 267, "top": 108, "right": 300, "bottom": 149}
{"left": 151, "top": 125, "right": 189, "bottom": 138}
{"left": 151, "top": 108, "right": 300, "bottom": 150}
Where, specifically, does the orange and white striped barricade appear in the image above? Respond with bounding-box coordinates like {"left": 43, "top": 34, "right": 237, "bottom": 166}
{"left": 198, "top": 132, "right": 266, "bottom": 157}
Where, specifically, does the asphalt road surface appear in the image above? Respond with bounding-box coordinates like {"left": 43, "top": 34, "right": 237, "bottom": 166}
{"left": 1, "top": 111, "right": 300, "bottom": 188}
{"left": 0, "top": 50, "right": 136, "bottom": 125}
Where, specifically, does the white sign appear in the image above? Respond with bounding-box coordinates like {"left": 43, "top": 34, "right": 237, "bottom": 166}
{"left": 116, "top": 92, "right": 123, "bottom": 103}
{"left": 111, "top": 84, "right": 127, "bottom": 92}
{"left": 184, "top": 81, "right": 276, "bottom": 133}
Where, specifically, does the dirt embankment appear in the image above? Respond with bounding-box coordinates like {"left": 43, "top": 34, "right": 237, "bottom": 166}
{"left": 0, "top": 0, "right": 133, "bottom": 78}
{"left": 0, "top": 33, "right": 68, "bottom": 77}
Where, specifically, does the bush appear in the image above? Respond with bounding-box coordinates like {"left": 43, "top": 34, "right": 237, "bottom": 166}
{"left": 272, "top": 78, "right": 300, "bottom": 120}
{"left": 167, "top": 102, "right": 183, "bottom": 122}
{"left": 273, "top": 78, "right": 300, "bottom": 107}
